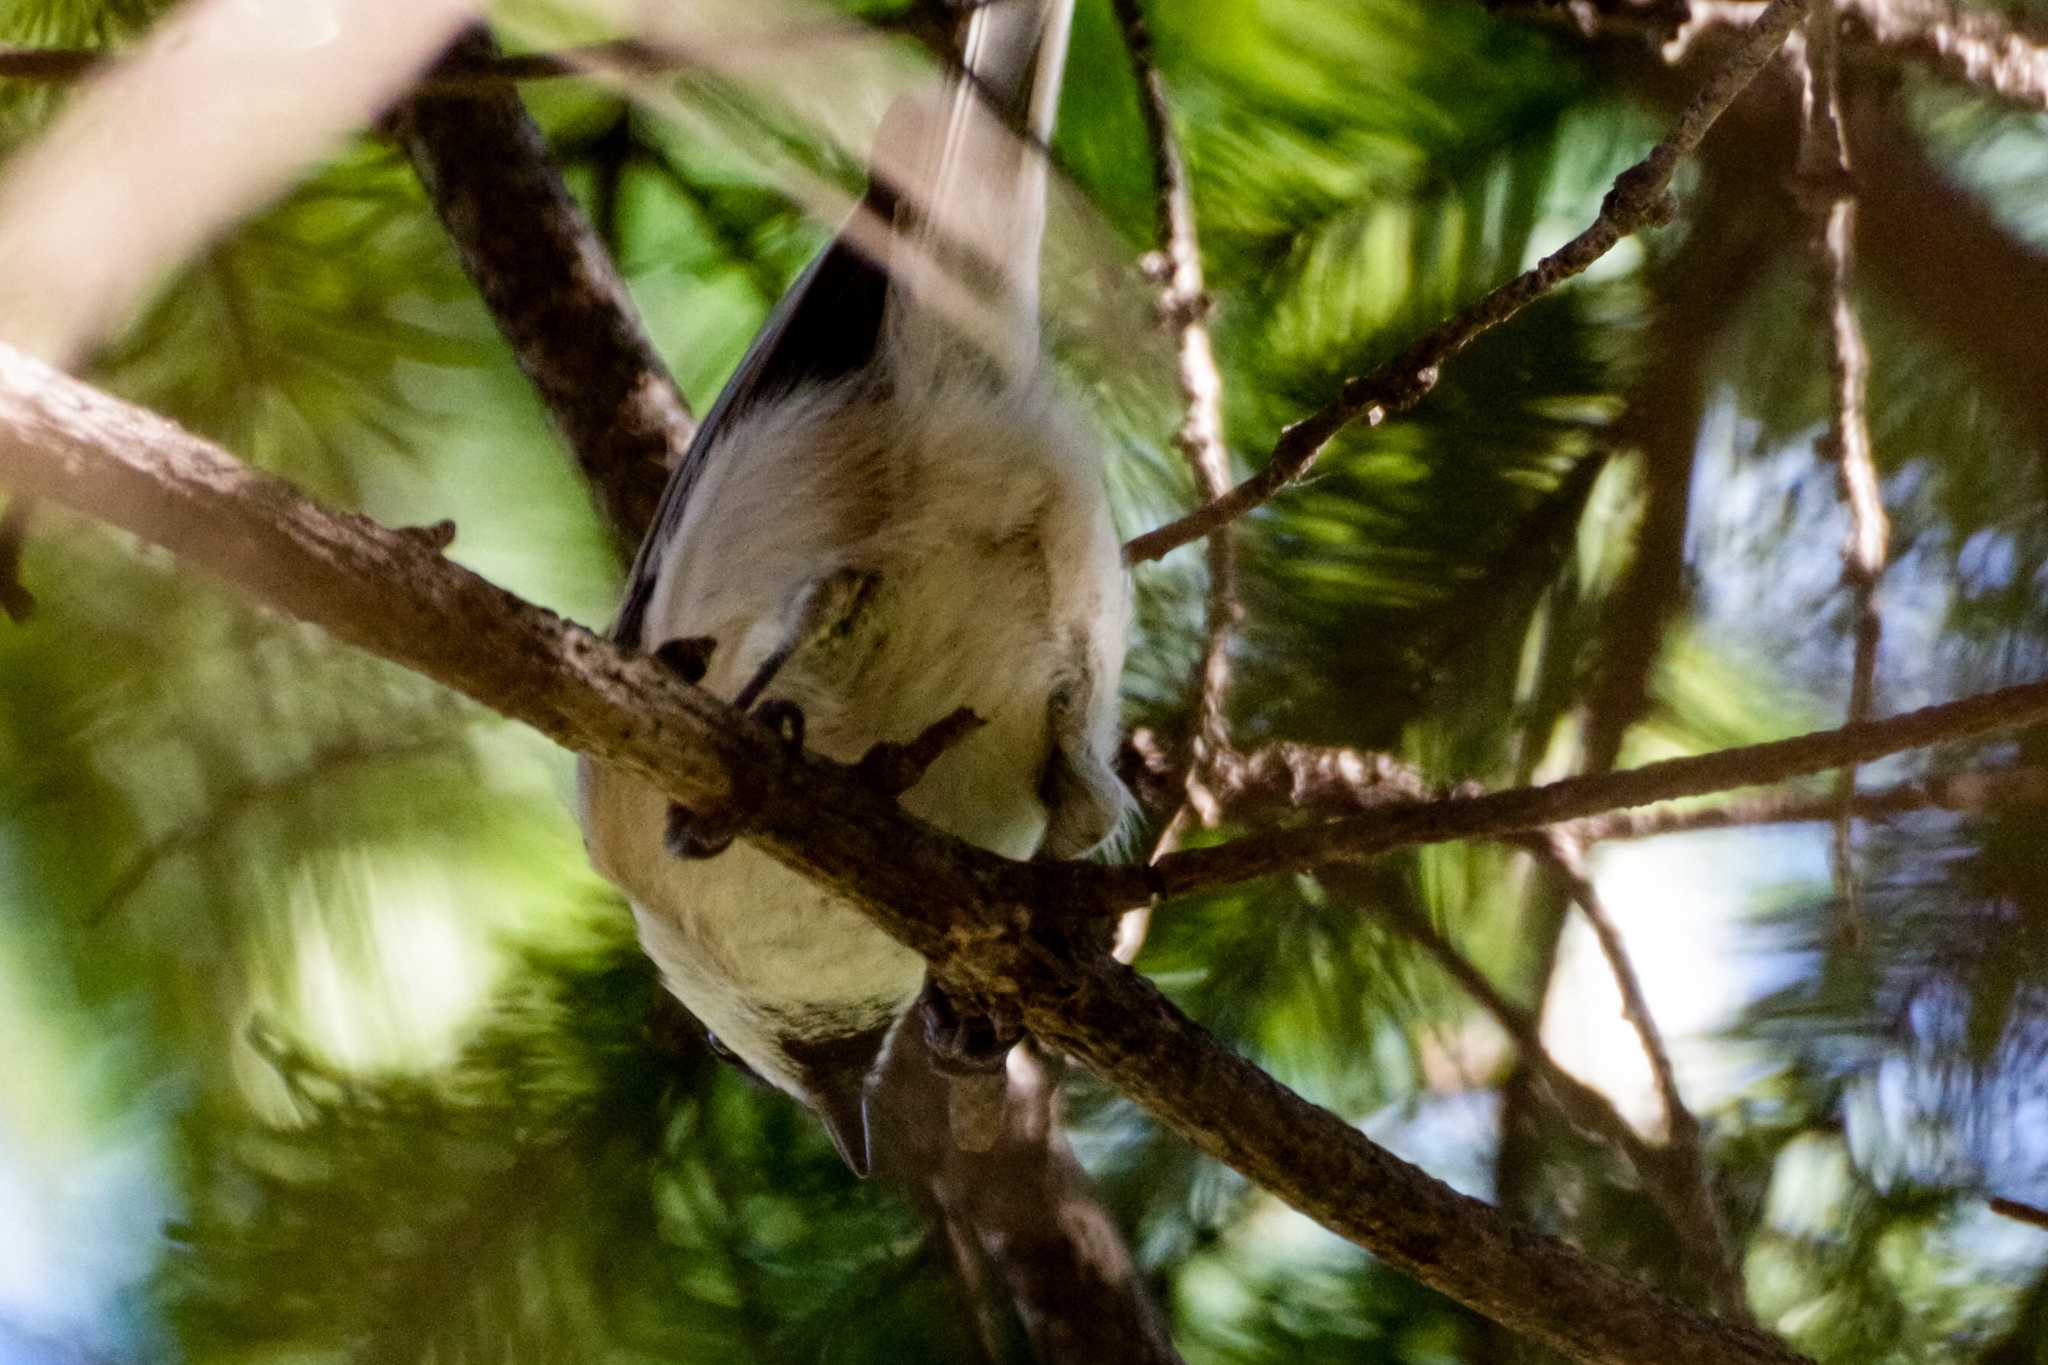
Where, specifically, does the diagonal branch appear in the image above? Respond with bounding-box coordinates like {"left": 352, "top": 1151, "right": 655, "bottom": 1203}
{"left": 1323, "top": 865, "right": 1666, "bottom": 1161}
{"left": 391, "top": 28, "right": 693, "bottom": 550}
{"left": 1147, "top": 740, "right": 1746, "bottom": 1314}
{"left": 0, "top": 341, "right": 1820, "bottom": 1365}
{"left": 1122, "top": 0, "right": 1810, "bottom": 564}
{"left": 1569, "top": 766, "right": 2048, "bottom": 840}
{"left": 1140, "top": 680, "right": 2048, "bottom": 902}
{"left": 1992, "top": 1196, "right": 2048, "bottom": 1231}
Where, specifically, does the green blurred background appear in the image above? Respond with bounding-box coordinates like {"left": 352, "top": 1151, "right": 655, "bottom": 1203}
{"left": 3, "top": 0, "right": 2048, "bottom": 1360}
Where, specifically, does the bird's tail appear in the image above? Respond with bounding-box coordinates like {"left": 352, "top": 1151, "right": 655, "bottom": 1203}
{"left": 875, "top": 0, "right": 1075, "bottom": 377}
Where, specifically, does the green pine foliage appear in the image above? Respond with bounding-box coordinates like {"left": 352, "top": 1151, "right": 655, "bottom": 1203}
{"left": 5, "top": 0, "right": 2048, "bottom": 1361}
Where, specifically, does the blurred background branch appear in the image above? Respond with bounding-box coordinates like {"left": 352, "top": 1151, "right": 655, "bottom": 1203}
{"left": 7, "top": 1, "right": 2048, "bottom": 1363}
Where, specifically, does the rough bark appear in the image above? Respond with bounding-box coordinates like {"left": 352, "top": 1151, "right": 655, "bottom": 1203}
{"left": 392, "top": 28, "right": 688, "bottom": 550}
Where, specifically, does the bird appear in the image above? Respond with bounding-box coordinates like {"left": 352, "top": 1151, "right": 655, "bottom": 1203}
{"left": 577, "top": 0, "right": 1128, "bottom": 1178}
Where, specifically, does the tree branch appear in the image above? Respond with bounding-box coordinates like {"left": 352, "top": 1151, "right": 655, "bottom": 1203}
{"left": 1121, "top": 0, "right": 1810, "bottom": 565}
{"left": 1142, "top": 680, "right": 2048, "bottom": 901}
{"left": 1991, "top": 1196, "right": 2048, "bottom": 1231}
{"left": 391, "top": 28, "right": 692, "bottom": 550}
{"left": 1493, "top": 0, "right": 2048, "bottom": 113}
{"left": 0, "top": 342, "right": 1824, "bottom": 1365}
{"left": 1568, "top": 766, "right": 2048, "bottom": 839}
{"left": 1113, "top": 0, "right": 1240, "bottom": 962}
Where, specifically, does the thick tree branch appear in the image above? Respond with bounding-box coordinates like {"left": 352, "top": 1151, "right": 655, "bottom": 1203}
{"left": 0, "top": 343, "right": 1826, "bottom": 1365}
{"left": 1121, "top": 0, "right": 1809, "bottom": 565}
{"left": 876, "top": 1038, "right": 1183, "bottom": 1364}
{"left": 392, "top": 29, "right": 691, "bottom": 550}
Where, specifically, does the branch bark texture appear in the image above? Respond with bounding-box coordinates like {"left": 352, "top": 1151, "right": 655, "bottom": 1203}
{"left": 393, "top": 28, "right": 689, "bottom": 549}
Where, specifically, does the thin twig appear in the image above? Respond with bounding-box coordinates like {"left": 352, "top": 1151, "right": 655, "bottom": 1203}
{"left": 1322, "top": 866, "right": 1659, "bottom": 1158}
{"left": 1326, "top": 863, "right": 1749, "bottom": 1290}
{"left": 1153, "top": 741, "right": 1739, "bottom": 1311}
{"left": 1121, "top": 727, "right": 2048, "bottom": 897}
{"left": 1542, "top": 836, "right": 1689, "bottom": 1145}
{"left": 1137, "top": 735, "right": 2048, "bottom": 833}
{"left": 1495, "top": 0, "right": 2048, "bottom": 114}
{"left": 1122, "top": 0, "right": 1811, "bottom": 564}
{"left": 1795, "top": 0, "right": 1888, "bottom": 947}
{"left": 1115, "top": 0, "right": 1239, "bottom": 963}
{"left": 1139, "top": 677, "right": 2048, "bottom": 904}
{"left": 1565, "top": 766, "right": 2048, "bottom": 840}
{"left": 1115, "top": 0, "right": 1238, "bottom": 795}
{"left": 1991, "top": 1196, "right": 2048, "bottom": 1231}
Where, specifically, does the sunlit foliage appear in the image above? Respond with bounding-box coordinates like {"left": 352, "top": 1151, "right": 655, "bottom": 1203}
{"left": 4, "top": 1, "right": 2047, "bottom": 1362}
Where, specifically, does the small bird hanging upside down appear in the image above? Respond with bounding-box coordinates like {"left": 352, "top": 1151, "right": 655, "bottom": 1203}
{"left": 577, "top": 0, "right": 1129, "bottom": 1177}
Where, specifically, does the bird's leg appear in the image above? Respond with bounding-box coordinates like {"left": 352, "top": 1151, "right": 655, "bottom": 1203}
{"left": 918, "top": 978, "right": 1021, "bottom": 1075}
{"left": 663, "top": 569, "right": 877, "bottom": 860}
{"left": 651, "top": 634, "right": 717, "bottom": 685}
{"left": 732, "top": 567, "right": 879, "bottom": 710}
{"left": 1036, "top": 649, "right": 1126, "bottom": 860}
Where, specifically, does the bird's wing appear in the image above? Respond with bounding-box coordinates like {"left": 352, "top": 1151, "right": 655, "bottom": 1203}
{"left": 610, "top": 0, "right": 1075, "bottom": 649}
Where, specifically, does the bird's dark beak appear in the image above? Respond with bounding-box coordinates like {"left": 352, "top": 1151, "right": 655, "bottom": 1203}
{"left": 787, "top": 1024, "right": 893, "bottom": 1179}
{"left": 811, "top": 1070, "right": 873, "bottom": 1178}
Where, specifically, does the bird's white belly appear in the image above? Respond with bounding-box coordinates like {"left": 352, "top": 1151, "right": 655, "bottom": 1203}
{"left": 630, "top": 845, "right": 927, "bottom": 1036}
{"left": 582, "top": 584, "right": 1057, "bottom": 1051}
